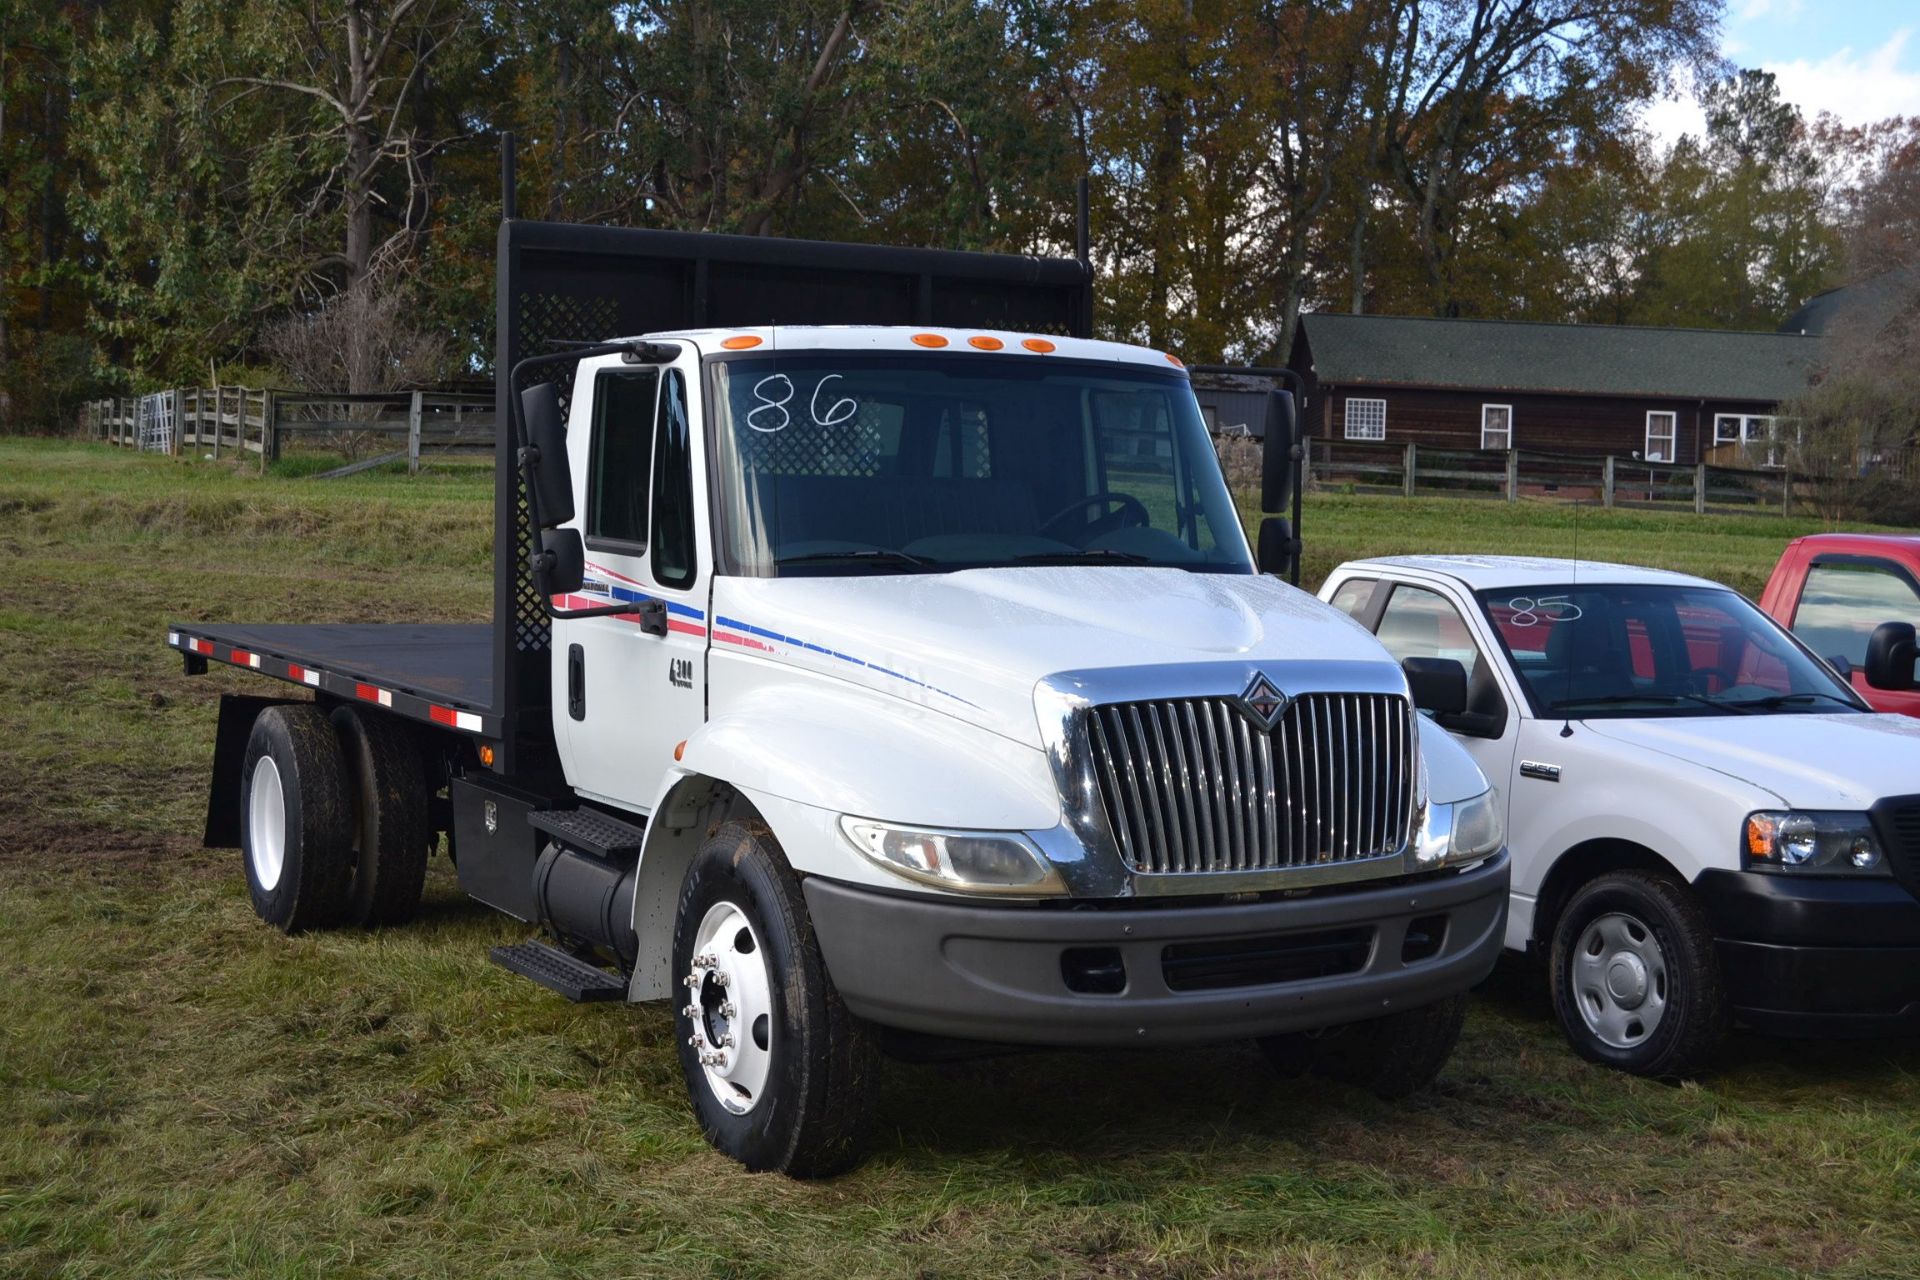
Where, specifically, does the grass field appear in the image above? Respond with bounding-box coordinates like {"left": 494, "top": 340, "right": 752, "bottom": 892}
{"left": 3, "top": 437, "right": 1918, "bottom": 1279}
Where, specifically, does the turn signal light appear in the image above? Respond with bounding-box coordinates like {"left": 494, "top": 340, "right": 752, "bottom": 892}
{"left": 674, "top": 740, "right": 687, "bottom": 762}
{"left": 910, "top": 333, "right": 949, "bottom": 348}
{"left": 720, "top": 335, "right": 762, "bottom": 350}
{"left": 479, "top": 744, "right": 496, "bottom": 767}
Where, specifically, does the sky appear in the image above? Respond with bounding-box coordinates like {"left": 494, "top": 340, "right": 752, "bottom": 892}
{"left": 1641, "top": 0, "right": 1920, "bottom": 145}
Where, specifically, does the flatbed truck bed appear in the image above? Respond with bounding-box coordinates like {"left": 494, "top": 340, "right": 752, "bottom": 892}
{"left": 168, "top": 622, "right": 499, "bottom": 739}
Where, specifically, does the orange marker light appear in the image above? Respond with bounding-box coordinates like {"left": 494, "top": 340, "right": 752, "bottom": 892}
{"left": 674, "top": 740, "right": 687, "bottom": 762}
{"left": 1165, "top": 352, "right": 1184, "bottom": 367}
{"left": 479, "top": 744, "right": 496, "bottom": 767}
{"left": 1021, "top": 338, "right": 1056, "bottom": 353}
{"left": 968, "top": 335, "right": 1004, "bottom": 351}
{"left": 910, "top": 333, "right": 949, "bottom": 348}
{"left": 721, "top": 335, "right": 763, "bottom": 350}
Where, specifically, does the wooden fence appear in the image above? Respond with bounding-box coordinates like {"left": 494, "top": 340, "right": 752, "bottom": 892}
{"left": 1299, "top": 439, "right": 1801, "bottom": 515}
{"left": 85, "top": 388, "right": 494, "bottom": 476}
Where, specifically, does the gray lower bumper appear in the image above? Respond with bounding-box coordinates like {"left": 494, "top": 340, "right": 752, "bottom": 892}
{"left": 802, "top": 851, "right": 1508, "bottom": 1048}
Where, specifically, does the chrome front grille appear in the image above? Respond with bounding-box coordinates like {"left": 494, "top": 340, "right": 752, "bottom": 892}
{"left": 1084, "top": 693, "right": 1414, "bottom": 875}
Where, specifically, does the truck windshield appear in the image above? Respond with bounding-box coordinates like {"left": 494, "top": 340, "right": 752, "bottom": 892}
{"left": 708, "top": 353, "right": 1253, "bottom": 576}
{"left": 1476, "top": 583, "right": 1865, "bottom": 718}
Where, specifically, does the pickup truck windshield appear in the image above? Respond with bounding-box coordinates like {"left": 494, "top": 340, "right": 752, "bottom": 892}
{"left": 1476, "top": 583, "right": 1865, "bottom": 718}
{"left": 708, "top": 353, "right": 1253, "bottom": 576}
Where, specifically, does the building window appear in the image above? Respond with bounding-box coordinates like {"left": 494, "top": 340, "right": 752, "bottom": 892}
{"left": 1481, "top": 403, "right": 1513, "bottom": 450}
{"left": 1344, "top": 397, "right": 1386, "bottom": 441}
{"left": 1715, "top": 413, "right": 1785, "bottom": 467}
{"left": 1645, "top": 411, "right": 1677, "bottom": 463}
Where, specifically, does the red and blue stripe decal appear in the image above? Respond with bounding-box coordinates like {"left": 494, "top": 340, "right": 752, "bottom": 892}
{"left": 711, "top": 614, "right": 977, "bottom": 708}
{"left": 558, "top": 562, "right": 707, "bottom": 637}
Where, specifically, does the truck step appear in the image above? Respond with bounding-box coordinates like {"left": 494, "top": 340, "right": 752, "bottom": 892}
{"left": 528, "top": 806, "right": 647, "bottom": 860}
{"left": 490, "top": 939, "right": 628, "bottom": 1002}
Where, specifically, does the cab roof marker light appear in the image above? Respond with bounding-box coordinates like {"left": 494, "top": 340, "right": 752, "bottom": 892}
{"left": 1021, "top": 338, "right": 1056, "bottom": 353}
{"left": 909, "top": 333, "right": 949, "bottom": 348}
{"left": 967, "top": 335, "right": 1004, "bottom": 350}
{"left": 720, "top": 335, "right": 762, "bottom": 350}
{"left": 1165, "top": 352, "right": 1184, "bottom": 367}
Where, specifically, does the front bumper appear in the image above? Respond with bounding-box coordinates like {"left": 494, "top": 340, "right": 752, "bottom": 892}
{"left": 1694, "top": 869, "right": 1920, "bottom": 1036}
{"left": 802, "top": 851, "right": 1508, "bottom": 1048}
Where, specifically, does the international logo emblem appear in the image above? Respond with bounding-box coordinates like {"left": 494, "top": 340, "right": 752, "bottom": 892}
{"left": 1236, "top": 672, "right": 1288, "bottom": 730}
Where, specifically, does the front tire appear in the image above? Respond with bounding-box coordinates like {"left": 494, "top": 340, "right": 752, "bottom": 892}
{"left": 1549, "top": 870, "right": 1726, "bottom": 1078}
{"left": 1257, "top": 994, "right": 1468, "bottom": 1099}
{"left": 241, "top": 705, "right": 353, "bottom": 933}
{"left": 671, "top": 820, "right": 878, "bottom": 1177}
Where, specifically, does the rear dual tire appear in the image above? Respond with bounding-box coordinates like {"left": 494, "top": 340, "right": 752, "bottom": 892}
{"left": 240, "top": 703, "right": 429, "bottom": 933}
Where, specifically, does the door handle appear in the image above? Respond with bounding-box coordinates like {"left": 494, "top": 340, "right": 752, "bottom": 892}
{"left": 567, "top": 643, "right": 585, "bottom": 721}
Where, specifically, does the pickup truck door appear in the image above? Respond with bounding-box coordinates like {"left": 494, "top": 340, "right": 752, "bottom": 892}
{"left": 552, "top": 347, "right": 711, "bottom": 809}
{"left": 1782, "top": 553, "right": 1920, "bottom": 718}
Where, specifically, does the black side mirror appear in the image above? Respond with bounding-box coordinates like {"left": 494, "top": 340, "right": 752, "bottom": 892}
{"left": 1262, "top": 388, "right": 1297, "bottom": 514}
{"left": 1257, "top": 516, "right": 1296, "bottom": 578}
{"left": 521, "top": 382, "right": 573, "bottom": 528}
{"left": 539, "top": 527, "right": 585, "bottom": 595}
{"left": 1403, "top": 656, "right": 1469, "bottom": 716}
{"left": 1865, "top": 621, "right": 1917, "bottom": 690}
{"left": 1825, "top": 654, "right": 1853, "bottom": 680}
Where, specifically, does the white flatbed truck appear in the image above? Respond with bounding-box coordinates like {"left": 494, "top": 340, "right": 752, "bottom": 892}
{"left": 170, "top": 166, "right": 1510, "bottom": 1175}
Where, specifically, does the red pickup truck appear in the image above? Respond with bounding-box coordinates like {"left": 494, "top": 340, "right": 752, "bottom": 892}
{"left": 1759, "top": 533, "right": 1920, "bottom": 716}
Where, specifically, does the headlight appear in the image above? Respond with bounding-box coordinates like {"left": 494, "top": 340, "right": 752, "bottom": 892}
{"left": 1743, "top": 811, "right": 1888, "bottom": 875}
{"left": 839, "top": 817, "right": 1066, "bottom": 895}
{"left": 1415, "top": 787, "right": 1504, "bottom": 869}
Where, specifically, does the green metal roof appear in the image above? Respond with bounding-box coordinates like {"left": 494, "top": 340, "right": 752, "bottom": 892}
{"left": 1300, "top": 313, "right": 1820, "bottom": 402}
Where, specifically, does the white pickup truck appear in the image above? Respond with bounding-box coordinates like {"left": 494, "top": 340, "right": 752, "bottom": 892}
{"left": 1321, "top": 555, "right": 1920, "bottom": 1077}
{"left": 168, "top": 213, "right": 1509, "bottom": 1176}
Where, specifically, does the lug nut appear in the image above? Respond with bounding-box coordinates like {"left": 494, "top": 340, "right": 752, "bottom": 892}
{"left": 682, "top": 974, "right": 699, "bottom": 988}
{"left": 682, "top": 1004, "right": 699, "bottom": 1019}
{"left": 713, "top": 972, "right": 729, "bottom": 988}
{"left": 719, "top": 1034, "right": 735, "bottom": 1048}
{"left": 720, "top": 1002, "right": 736, "bottom": 1018}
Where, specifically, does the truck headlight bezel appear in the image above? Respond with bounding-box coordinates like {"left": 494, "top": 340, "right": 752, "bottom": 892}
{"left": 1415, "top": 786, "right": 1504, "bottom": 869}
{"left": 1742, "top": 810, "right": 1889, "bottom": 876}
{"left": 838, "top": 816, "right": 1067, "bottom": 896}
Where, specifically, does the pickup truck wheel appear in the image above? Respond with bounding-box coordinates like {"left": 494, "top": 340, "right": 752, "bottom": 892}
{"left": 241, "top": 705, "right": 353, "bottom": 933}
{"left": 1256, "top": 993, "right": 1467, "bottom": 1099}
{"left": 671, "top": 820, "right": 878, "bottom": 1177}
{"left": 329, "top": 707, "right": 430, "bottom": 927}
{"left": 1550, "top": 870, "right": 1727, "bottom": 1078}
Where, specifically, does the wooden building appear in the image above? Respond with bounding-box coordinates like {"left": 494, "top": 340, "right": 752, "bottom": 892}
{"left": 1286, "top": 313, "right": 1823, "bottom": 466}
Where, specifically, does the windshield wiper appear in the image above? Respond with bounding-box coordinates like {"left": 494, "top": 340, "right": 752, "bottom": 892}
{"left": 773, "top": 548, "right": 935, "bottom": 571}
{"left": 1547, "top": 692, "right": 1751, "bottom": 714}
{"left": 1010, "top": 548, "right": 1152, "bottom": 566}
{"left": 1718, "top": 691, "right": 1862, "bottom": 712}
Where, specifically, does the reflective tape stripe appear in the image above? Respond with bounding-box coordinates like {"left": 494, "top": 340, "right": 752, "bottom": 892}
{"left": 428, "top": 705, "right": 483, "bottom": 733}
{"left": 354, "top": 683, "right": 392, "bottom": 707}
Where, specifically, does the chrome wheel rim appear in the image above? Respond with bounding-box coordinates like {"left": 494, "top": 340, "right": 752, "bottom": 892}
{"left": 248, "top": 756, "right": 287, "bottom": 892}
{"left": 682, "top": 901, "right": 774, "bottom": 1116}
{"left": 1573, "top": 911, "right": 1668, "bottom": 1049}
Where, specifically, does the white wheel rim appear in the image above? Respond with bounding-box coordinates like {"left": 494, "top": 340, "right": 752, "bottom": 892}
{"left": 682, "top": 901, "right": 774, "bottom": 1116}
{"left": 248, "top": 755, "right": 287, "bottom": 892}
{"left": 1573, "top": 911, "right": 1668, "bottom": 1050}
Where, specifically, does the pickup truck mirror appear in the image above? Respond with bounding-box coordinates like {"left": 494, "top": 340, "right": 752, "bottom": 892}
{"left": 521, "top": 382, "right": 574, "bottom": 528}
{"left": 1825, "top": 654, "right": 1852, "bottom": 680}
{"left": 1262, "top": 388, "right": 1297, "bottom": 514}
{"left": 1256, "top": 516, "right": 1296, "bottom": 578}
{"left": 1402, "top": 656, "right": 1469, "bottom": 717}
{"left": 1864, "top": 621, "right": 1917, "bottom": 690}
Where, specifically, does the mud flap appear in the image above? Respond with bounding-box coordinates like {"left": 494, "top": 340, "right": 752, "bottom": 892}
{"left": 202, "top": 693, "right": 301, "bottom": 849}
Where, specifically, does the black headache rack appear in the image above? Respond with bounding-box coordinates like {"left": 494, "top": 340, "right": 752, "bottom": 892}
{"left": 171, "top": 180, "right": 1093, "bottom": 773}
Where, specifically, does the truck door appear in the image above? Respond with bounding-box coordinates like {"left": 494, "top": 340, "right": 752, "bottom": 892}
{"left": 1787, "top": 555, "right": 1920, "bottom": 717}
{"left": 554, "top": 347, "right": 711, "bottom": 809}
{"left": 1369, "top": 581, "right": 1521, "bottom": 807}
